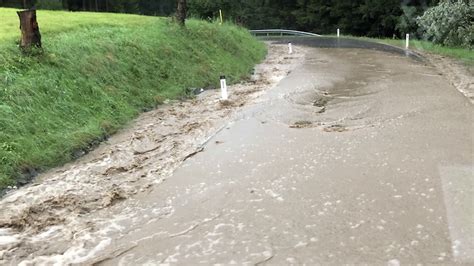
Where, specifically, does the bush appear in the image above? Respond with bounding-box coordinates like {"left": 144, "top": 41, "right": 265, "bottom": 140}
{"left": 417, "top": 0, "right": 474, "bottom": 48}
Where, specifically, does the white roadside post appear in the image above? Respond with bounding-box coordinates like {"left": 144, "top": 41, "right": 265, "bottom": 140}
{"left": 220, "top": 75, "right": 228, "bottom": 100}
{"left": 288, "top": 42, "right": 293, "bottom": 54}
{"left": 406, "top": 34, "right": 410, "bottom": 49}
{"left": 337, "top": 28, "right": 340, "bottom": 38}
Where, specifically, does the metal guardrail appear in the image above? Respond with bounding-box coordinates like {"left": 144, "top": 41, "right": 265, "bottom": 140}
{"left": 249, "top": 29, "right": 423, "bottom": 61}
{"left": 250, "top": 29, "right": 321, "bottom": 37}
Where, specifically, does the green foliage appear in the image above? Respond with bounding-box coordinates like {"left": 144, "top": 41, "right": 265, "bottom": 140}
{"left": 36, "top": 0, "right": 64, "bottom": 10}
{"left": 357, "top": 0, "right": 402, "bottom": 37}
{"left": 417, "top": 0, "right": 474, "bottom": 48}
{"left": 396, "top": 4, "right": 419, "bottom": 36}
{"left": 188, "top": 0, "right": 440, "bottom": 37}
{"left": 0, "top": 8, "right": 266, "bottom": 189}
{"left": 0, "top": 0, "right": 176, "bottom": 15}
{"left": 2, "top": 0, "right": 445, "bottom": 38}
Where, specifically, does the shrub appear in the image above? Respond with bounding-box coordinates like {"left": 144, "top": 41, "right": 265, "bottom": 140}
{"left": 417, "top": 0, "right": 473, "bottom": 48}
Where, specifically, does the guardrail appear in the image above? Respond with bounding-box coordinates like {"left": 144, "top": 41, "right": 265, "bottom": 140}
{"left": 250, "top": 29, "right": 321, "bottom": 37}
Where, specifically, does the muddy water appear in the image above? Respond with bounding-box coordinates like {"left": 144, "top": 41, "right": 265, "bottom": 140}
{"left": 2, "top": 45, "right": 473, "bottom": 265}
{"left": 271, "top": 36, "right": 473, "bottom": 103}
{"left": 96, "top": 48, "right": 472, "bottom": 265}
{"left": 0, "top": 44, "right": 307, "bottom": 264}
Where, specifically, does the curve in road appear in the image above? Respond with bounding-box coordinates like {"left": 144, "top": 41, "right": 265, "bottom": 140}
{"left": 96, "top": 46, "right": 473, "bottom": 264}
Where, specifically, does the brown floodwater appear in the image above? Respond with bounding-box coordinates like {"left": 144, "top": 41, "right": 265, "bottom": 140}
{"left": 1, "top": 44, "right": 473, "bottom": 265}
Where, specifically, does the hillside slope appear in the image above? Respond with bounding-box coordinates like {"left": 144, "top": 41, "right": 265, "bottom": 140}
{"left": 0, "top": 8, "right": 266, "bottom": 188}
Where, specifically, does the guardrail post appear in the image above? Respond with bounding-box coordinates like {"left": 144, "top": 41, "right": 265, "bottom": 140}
{"left": 220, "top": 75, "right": 228, "bottom": 100}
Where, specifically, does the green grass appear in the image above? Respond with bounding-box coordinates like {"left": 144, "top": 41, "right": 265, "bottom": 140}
{"left": 0, "top": 8, "right": 266, "bottom": 189}
{"left": 356, "top": 36, "right": 474, "bottom": 66}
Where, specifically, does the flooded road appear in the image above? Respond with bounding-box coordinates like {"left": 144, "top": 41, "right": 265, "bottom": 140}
{"left": 99, "top": 48, "right": 472, "bottom": 265}
{"left": 2, "top": 45, "right": 473, "bottom": 265}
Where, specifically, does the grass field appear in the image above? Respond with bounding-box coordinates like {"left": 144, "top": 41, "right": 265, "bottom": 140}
{"left": 0, "top": 8, "right": 266, "bottom": 189}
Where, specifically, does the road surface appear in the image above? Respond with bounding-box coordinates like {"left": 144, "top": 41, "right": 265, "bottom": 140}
{"left": 97, "top": 47, "right": 473, "bottom": 264}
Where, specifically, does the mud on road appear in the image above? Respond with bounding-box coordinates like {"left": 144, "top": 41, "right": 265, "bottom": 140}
{"left": 271, "top": 37, "right": 473, "bottom": 104}
{"left": 78, "top": 46, "right": 471, "bottom": 265}
{"left": 1, "top": 39, "right": 472, "bottom": 265}
{"left": 422, "top": 52, "right": 474, "bottom": 103}
{"left": 0, "top": 43, "right": 307, "bottom": 264}
{"left": 90, "top": 47, "right": 471, "bottom": 265}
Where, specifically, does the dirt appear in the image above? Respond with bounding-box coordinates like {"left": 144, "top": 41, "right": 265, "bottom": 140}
{"left": 289, "top": 120, "right": 313, "bottom": 129}
{"left": 420, "top": 52, "right": 473, "bottom": 104}
{"left": 0, "top": 43, "right": 307, "bottom": 263}
{"left": 313, "top": 95, "right": 331, "bottom": 107}
{"left": 323, "top": 124, "right": 349, "bottom": 132}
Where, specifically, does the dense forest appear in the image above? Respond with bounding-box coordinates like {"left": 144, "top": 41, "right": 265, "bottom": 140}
{"left": 1, "top": 0, "right": 470, "bottom": 38}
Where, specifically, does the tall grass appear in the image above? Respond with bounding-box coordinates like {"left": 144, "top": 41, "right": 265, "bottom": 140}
{"left": 0, "top": 8, "right": 266, "bottom": 188}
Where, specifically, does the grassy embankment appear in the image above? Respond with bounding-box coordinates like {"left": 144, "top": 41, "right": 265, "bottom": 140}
{"left": 0, "top": 8, "right": 266, "bottom": 189}
{"left": 358, "top": 37, "right": 473, "bottom": 67}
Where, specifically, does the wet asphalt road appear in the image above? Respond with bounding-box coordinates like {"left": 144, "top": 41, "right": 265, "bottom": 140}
{"left": 101, "top": 47, "right": 473, "bottom": 265}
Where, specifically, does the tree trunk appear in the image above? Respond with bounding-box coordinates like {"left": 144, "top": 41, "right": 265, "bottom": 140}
{"left": 17, "top": 9, "right": 41, "bottom": 50}
{"left": 176, "top": 0, "right": 187, "bottom": 26}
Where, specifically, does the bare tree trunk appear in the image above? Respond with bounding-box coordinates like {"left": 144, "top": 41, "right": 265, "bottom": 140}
{"left": 176, "top": 0, "right": 187, "bottom": 26}
{"left": 17, "top": 9, "right": 42, "bottom": 50}
{"left": 95, "top": 0, "right": 98, "bottom": 12}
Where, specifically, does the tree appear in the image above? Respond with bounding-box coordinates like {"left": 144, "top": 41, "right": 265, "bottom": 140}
{"left": 139, "top": 0, "right": 175, "bottom": 16}
{"left": 358, "top": 0, "right": 401, "bottom": 37}
{"left": 293, "top": 0, "right": 332, "bottom": 33}
{"left": 17, "top": 9, "right": 42, "bottom": 50}
{"left": 2, "top": 0, "right": 459, "bottom": 39}
{"left": 417, "top": 0, "right": 473, "bottom": 48}
{"left": 397, "top": 4, "right": 419, "bottom": 36}
{"left": 36, "top": 0, "right": 64, "bottom": 10}
{"left": 176, "top": 0, "right": 187, "bottom": 26}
